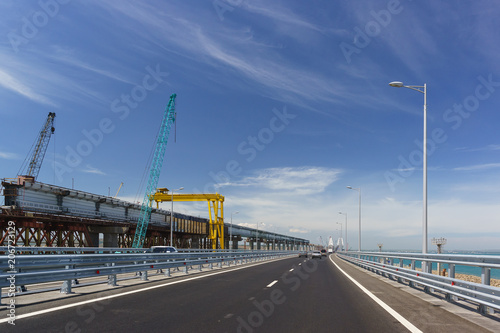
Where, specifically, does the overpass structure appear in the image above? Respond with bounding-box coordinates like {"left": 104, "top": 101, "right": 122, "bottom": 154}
{"left": 0, "top": 177, "right": 309, "bottom": 250}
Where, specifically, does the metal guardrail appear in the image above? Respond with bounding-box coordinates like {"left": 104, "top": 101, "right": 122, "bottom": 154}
{"left": 0, "top": 246, "right": 256, "bottom": 254}
{"left": 338, "top": 251, "right": 500, "bottom": 315}
{"left": 1, "top": 248, "right": 295, "bottom": 305}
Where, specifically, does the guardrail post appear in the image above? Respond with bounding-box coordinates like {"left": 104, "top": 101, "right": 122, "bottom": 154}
{"left": 140, "top": 261, "right": 148, "bottom": 281}
{"left": 445, "top": 293, "right": 458, "bottom": 302}
{"left": 13, "top": 268, "right": 27, "bottom": 293}
{"left": 107, "top": 263, "right": 117, "bottom": 287}
{"left": 479, "top": 304, "right": 494, "bottom": 315}
{"left": 448, "top": 264, "right": 455, "bottom": 278}
{"left": 481, "top": 267, "right": 491, "bottom": 286}
{"left": 184, "top": 264, "right": 189, "bottom": 275}
{"left": 164, "top": 268, "right": 171, "bottom": 277}
{"left": 60, "top": 265, "right": 73, "bottom": 294}
{"left": 199, "top": 264, "right": 203, "bottom": 272}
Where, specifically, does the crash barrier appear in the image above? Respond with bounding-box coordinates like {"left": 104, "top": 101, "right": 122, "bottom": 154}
{"left": 338, "top": 251, "right": 500, "bottom": 315}
{"left": 1, "top": 248, "right": 296, "bottom": 304}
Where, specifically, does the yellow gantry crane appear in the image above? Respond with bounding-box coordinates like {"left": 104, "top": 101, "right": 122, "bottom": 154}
{"left": 151, "top": 188, "right": 225, "bottom": 249}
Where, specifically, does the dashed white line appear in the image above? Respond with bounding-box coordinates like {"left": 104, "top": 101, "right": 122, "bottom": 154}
{"left": 329, "top": 256, "right": 422, "bottom": 333}
{"left": 289, "top": 268, "right": 294, "bottom": 272}
{"left": 266, "top": 280, "right": 278, "bottom": 288}
{"left": 0, "top": 257, "right": 287, "bottom": 324}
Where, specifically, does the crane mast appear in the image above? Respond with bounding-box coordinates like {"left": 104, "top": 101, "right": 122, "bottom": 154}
{"left": 132, "top": 94, "right": 177, "bottom": 248}
{"left": 19, "top": 112, "right": 56, "bottom": 179}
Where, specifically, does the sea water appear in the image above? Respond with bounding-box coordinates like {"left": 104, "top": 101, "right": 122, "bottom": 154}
{"left": 393, "top": 252, "right": 500, "bottom": 280}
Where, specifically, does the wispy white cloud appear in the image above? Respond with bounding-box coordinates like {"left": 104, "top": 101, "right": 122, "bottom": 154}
{"left": 47, "top": 48, "right": 134, "bottom": 85}
{"left": 243, "top": 2, "right": 325, "bottom": 33}
{"left": 82, "top": 165, "right": 106, "bottom": 175}
{"left": 455, "top": 145, "right": 500, "bottom": 152}
{"left": 0, "top": 68, "right": 55, "bottom": 106}
{"left": 0, "top": 151, "right": 18, "bottom": 160}
{"left": 220, "top": 166, "right": 341, "bottom": 195}
{"left": 83, "top": 0, "right": 357, "bottom": 115}
{"left": 289, "top": 227, "right": 310, "bottom": 234}
{"left": 453, "top": 163, "right": 500, "bottom": 171}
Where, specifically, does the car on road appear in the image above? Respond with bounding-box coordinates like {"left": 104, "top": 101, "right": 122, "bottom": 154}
{"left": 298, "top": 251, "right": 308, "bottom": 258}
{"left": 320, "top": 249, "right": 327, "bottom": 256}
{"left": 149, "top": 246, "right": 178, "bottom": 253}
{"left": 311, "top": 251, "right": 322, "bottom": 259}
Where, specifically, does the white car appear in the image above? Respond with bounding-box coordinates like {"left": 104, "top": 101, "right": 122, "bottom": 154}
{"left": 311, "top": 251, "right": 322, "bottom": 259}
{"left": 149, "top": 246, "right": 178, "bottom": 253}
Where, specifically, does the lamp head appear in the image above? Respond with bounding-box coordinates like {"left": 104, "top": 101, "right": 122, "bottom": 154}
{"left": 389, "top": 81, "right": 404, "bottom": 87}
{"left": 346, "top": 186, "right": 352, "bottom": 189}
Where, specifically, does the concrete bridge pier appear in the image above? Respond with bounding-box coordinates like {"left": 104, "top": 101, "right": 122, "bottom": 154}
{"left": 87, "top": 226, "right": 129, "bottom": 247}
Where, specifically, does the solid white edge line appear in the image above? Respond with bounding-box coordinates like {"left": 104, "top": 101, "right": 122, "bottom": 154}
{"left": 0, "top": 257, "right": 289, "bottom": 324}
{"left": 266, "top": 280, "right": 278, "bottom": 288}
{"left": 329, "top": 256, "right": 422, "bottom": 333}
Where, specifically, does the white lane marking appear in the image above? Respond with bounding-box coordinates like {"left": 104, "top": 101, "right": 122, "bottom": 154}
{"left": 0, "top": 257, "right": 288, "bottom": 324}
{"left": 266, "top": 280, "right": 278, "bottom": 288}
{"left": 329, "top": 256, "right": 422, "bottom": 333}
{"left": 289, "top": 268, "right": 294, "bottom": 272}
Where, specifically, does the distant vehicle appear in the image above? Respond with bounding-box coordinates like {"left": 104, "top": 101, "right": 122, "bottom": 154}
{"left": 320, "top": 249, "right": 327, "bottom": 256}
{"left": 328, "top": 248, "right": 333, "bottom": 254}
{"left": 298, "top": 251, "right": 308, "bottom": 258}
{"left": 149, "top": 246, "right": 178, "bottom": 253}
{"left": 311, "top": 251, "right": 322, "bottom": 259}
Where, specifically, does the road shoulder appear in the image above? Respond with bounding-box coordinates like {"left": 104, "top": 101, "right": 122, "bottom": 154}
{"left": 329, "top": 254, "right": 500, "bottom": 333}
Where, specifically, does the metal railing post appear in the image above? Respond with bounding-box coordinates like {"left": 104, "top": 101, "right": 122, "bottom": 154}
{"left": 60, "top": 265, "right": 73, "bottom": 294}
{"left": 448, "top": 264, "right": 455, "bottom": 278}
{"left": 481, "top": 267, "right": 491, "bottom": 286}
{"left": 107, "top": 263, "right": 117, "bottom": 286}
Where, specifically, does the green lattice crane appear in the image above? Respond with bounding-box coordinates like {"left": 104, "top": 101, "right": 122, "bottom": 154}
{"left": 132, "top": 94, "right": 177, "bottom": 248}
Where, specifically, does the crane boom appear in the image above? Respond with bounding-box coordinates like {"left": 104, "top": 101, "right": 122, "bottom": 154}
{"left": 132, "top": 94, "right": 177, "bottom": 248}
{"left": 20, "top": 112, "right": 56, "bottom": 179}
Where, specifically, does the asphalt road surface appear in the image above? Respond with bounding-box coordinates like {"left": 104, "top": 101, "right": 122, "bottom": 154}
{"left": 1, "top": 254, "right": 496, "bottom": 332}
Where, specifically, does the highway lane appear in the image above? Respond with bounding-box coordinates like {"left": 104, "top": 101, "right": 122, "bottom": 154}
{"left": 1, "top": 255, "right": 495, "bottom": 332}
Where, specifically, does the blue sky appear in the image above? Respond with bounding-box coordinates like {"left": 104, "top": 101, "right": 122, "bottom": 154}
{"left": 1, "top": 0, "right": 500, "bottom": 251}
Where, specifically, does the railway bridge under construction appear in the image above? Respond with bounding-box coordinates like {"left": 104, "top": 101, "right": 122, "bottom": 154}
{"left": 0, "top": 177, "right": 309, "bottom": 250}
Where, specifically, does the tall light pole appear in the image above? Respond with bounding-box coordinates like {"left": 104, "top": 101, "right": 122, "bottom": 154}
{"left": 389, "top": 81, "right": 428, "bottom": 266}
{"left": 336, "top": 222, "right": 343, "bottom": 251}
{"left": 339, "top": 212, "right": 347, "bottom": 252}
{"left": 256, "top": 222, "right": 261, "bottom": 250}
{"left": 170, "top": 187, "right": 184, "bottom": 246}
{"left": 230, "top": 211, "right": 239, "bottom": 250}
{"left": 347, "top": 186, "right": 361, "bottom": 251}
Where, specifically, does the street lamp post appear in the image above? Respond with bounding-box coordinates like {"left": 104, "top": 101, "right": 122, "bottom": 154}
{"left": 230, "top": 211, "right": 239, "bottom": 250}
{"left": 347, "top": 186, "right": 361, "bottom": 251}
{"left": 339, "top": 212, "right": 347, "bottom": 252}
{"left": 389, "top": 81, "right": 428, "bottom": 270}
{"left": 170, "top": 187, "right": 184, "bottom": 247}
{"left": 256, "top": 222, "right": 261, "bottom": 250}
